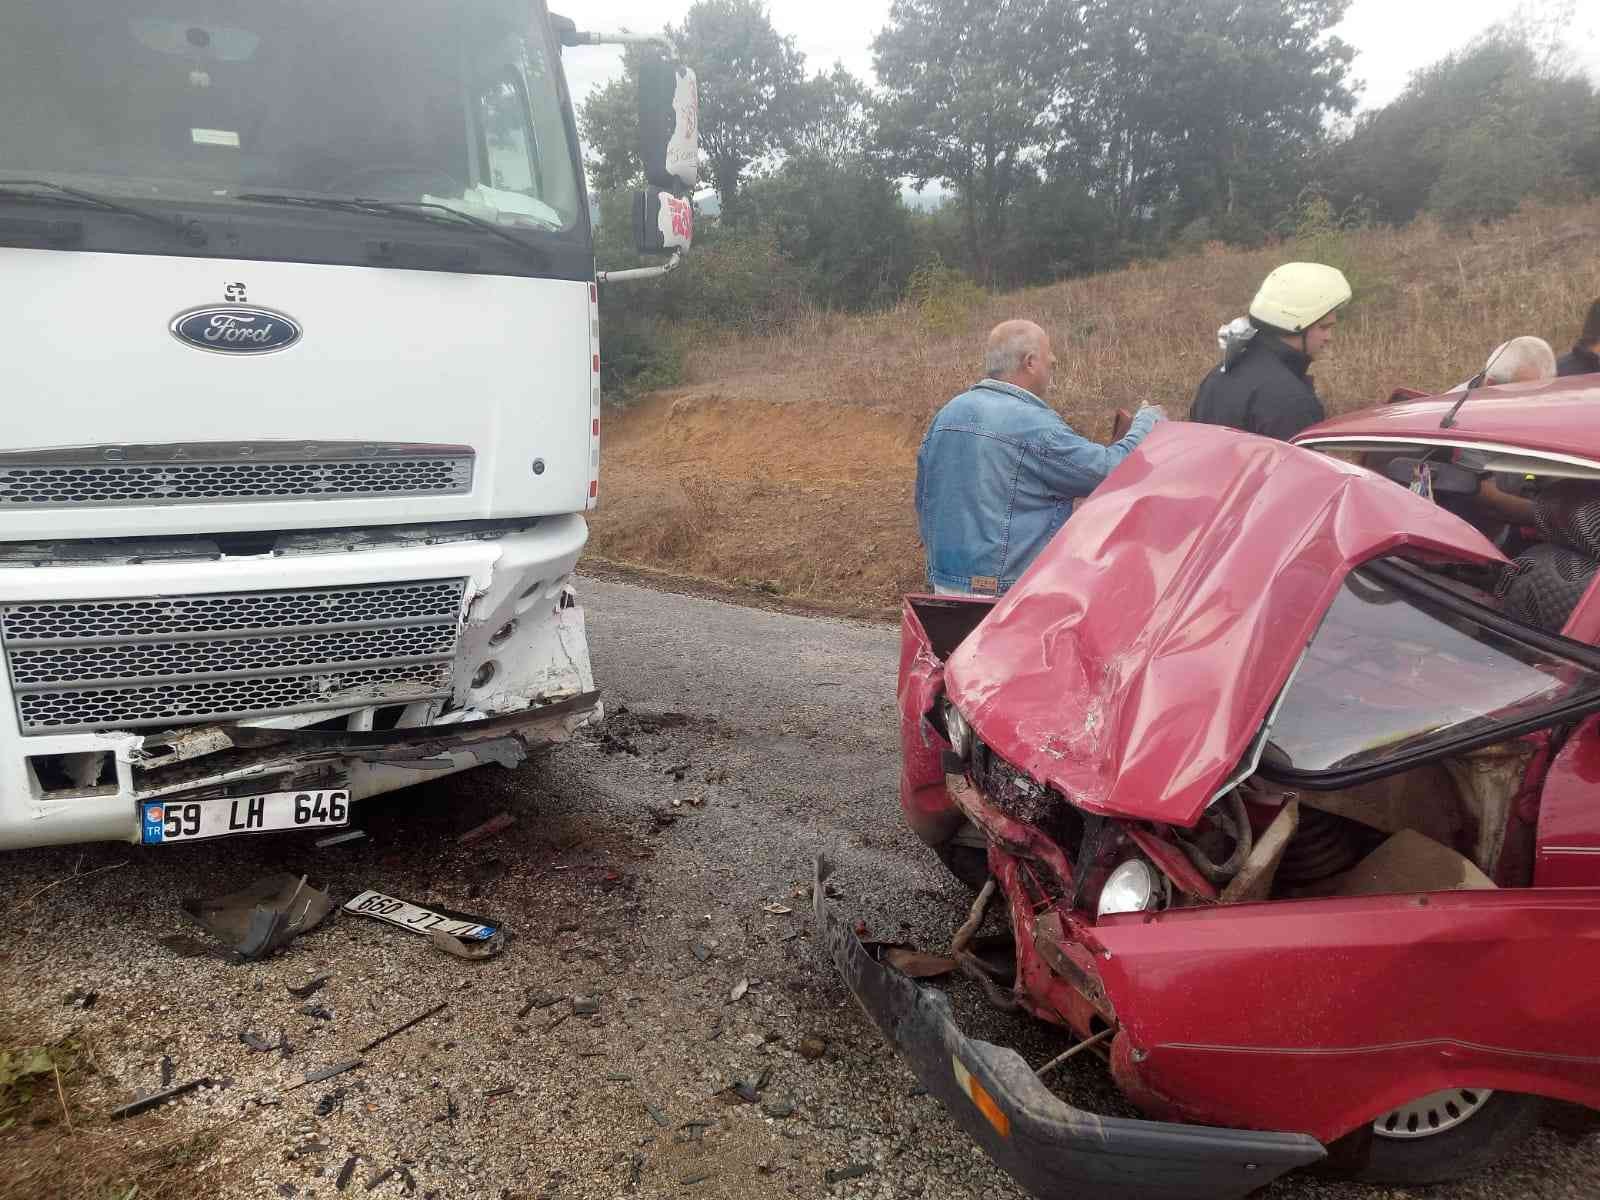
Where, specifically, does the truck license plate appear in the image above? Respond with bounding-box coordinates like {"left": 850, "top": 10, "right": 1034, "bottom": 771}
{"left": 344, "top": 890, "right": 497, "bottom": 940}
{"left": 140, "top": 790, "right": 349, "bottom": 845}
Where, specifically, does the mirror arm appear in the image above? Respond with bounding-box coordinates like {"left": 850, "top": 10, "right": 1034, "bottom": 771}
{"left": 557, "top": 25, "right": 671, "bottom": 50}
{"left": 597, "top": 250, "right": 683, "bottom": 284}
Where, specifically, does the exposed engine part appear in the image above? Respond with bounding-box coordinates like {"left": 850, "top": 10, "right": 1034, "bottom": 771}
{"left": 971, "top": 743, "right": 1084, "bottom": 854}
{"left": 1175, "top": 790, "right": 1254, "bottom": 884}
{"left": 947, "top": 877, "right": 1018, "bottom": 1012}
{"left": 1277, "top": 804, "right": 1370, "bottom": 884}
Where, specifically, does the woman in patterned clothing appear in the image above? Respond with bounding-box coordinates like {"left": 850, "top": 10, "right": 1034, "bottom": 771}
{"left": 1497, "top": 481, "right": 1600, "bottom": 633}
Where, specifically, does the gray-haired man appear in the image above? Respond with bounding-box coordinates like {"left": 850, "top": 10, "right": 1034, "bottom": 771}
{"left": 915, "top": 320, "right": 1164, "bottom": 596}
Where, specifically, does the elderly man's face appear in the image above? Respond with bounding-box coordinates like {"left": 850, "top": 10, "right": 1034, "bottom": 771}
{"left": 1024, "top": 335, "right": 1058, "bottom": 395}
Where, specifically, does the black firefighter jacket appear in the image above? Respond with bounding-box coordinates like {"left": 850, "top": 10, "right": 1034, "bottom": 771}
{"left": 1190, "top": 334, "right": 1325, "bottom": 442}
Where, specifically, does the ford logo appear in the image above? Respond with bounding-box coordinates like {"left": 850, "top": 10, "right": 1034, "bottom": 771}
{"left": 170, "top": 305, "right": 302, "bottom": 354}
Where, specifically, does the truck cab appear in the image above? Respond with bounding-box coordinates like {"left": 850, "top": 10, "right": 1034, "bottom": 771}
{"left": 0, "top": 0, "right": 693, "bottom": 848}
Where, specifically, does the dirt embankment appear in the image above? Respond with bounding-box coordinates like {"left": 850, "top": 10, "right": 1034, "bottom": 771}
{"left": 589, "top": 201, "right": 1600, "bottom": 611}
{"left": 587, "top": 389, "right": 929, "bottom": 611}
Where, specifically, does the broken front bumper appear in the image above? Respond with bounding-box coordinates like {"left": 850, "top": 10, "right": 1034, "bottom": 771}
{"left": 813, "top": 860, "right": 1325, "bottom": 1200}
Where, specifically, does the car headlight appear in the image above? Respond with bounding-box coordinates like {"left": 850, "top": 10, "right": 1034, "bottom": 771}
{"left": 1097, "top": 858, "right": 1159, "bottom": 918}
{"left": 943, "top": 701, "right": 972, "bottom": 759}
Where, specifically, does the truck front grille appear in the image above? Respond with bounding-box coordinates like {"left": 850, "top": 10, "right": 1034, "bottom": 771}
{"left": 3, "top": 580, "right": 465, "bottom": 734}
{"left": 0, "top": 442, "right": 474, "bottom": 508}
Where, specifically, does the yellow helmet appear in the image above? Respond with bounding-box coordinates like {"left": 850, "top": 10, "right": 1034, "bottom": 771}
{"left": 1248, "top": 262, "right": 1352, "bottom": 334}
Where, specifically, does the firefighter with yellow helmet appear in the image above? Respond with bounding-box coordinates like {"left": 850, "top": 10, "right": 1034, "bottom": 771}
{"left": 1191, "top": 262, "right": 1352, "bottom": 441}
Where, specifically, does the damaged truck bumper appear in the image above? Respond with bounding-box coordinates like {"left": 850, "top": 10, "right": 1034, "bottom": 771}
{"left": 813, "top": 860, "right": 1326, "bottom": 1200}
{"left": 0, "top": 517, "right": 598, "bottom": 848}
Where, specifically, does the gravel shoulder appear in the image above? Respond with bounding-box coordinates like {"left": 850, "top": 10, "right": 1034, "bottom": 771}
{"left": 2, "top": 577, "right": 1595, "bottom": 1200}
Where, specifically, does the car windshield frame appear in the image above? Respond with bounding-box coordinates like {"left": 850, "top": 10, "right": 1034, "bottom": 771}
{"left": 1256, "top": 557, "right": 1600, "bottom": 791}
{"left": 0, "top": 0, "right": 590, "bottom": 279}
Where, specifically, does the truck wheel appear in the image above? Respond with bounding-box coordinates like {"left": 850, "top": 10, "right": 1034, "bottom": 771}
{"left": 932, "top": 840, "right": 989, "bottom": 892}
{"left": 1358, "top": 1089, "right": 1544, "bottom": 1185}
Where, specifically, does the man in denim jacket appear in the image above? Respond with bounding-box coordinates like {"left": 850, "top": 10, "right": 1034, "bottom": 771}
{"left": 915, "top": 320, "right": 1165, "bottom": 595}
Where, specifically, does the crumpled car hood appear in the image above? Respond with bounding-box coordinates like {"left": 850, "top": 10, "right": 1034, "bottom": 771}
{"left": 944, "top": 424, "right": 1505, "bottom": 827}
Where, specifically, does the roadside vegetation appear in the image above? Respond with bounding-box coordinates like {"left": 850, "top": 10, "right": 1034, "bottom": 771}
{"left": 1, "top": 1014, "right": 216, "bottom": 1200}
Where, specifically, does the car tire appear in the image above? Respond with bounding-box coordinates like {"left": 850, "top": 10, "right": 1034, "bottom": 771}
{"left": 1356, "top": 1090, "right": 1544, "bottom": 1185}
{"left": 932, "top": 840, "right": 989, "bottom": 892}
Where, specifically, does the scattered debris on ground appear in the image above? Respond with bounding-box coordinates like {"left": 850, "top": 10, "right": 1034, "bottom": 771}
{"left": 181, "top": 873, "right": 333, "bottom": 961}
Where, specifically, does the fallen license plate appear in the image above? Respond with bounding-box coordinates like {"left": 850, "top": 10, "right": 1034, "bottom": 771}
{"left": 141, "top": 790, "right": 349, "bottom": 845}
{"left": 344, "top": 891, "right": 498, "bottom": 940}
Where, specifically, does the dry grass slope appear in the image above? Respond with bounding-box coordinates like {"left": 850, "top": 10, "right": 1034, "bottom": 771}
{"left": 589, "top": 201, "right": 1600, "bottom": 611}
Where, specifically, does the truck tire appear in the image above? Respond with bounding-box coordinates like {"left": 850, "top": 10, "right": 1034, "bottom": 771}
{"left": 1357, "top": 1090, "right": 1544, "bottom": 1185}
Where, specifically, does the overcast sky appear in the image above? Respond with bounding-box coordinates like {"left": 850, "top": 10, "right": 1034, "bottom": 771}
{"left": 560, "top": 0, "right": 1600, "bottom": 120}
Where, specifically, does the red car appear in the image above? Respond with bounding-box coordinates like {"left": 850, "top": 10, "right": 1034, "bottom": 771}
{"left": 817, "top": 380, "right": 1600, "bottom": 1199}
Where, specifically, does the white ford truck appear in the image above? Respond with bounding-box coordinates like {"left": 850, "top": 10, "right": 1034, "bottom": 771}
{"left": 0, "top": 0, "right": 696, "bottom": 849}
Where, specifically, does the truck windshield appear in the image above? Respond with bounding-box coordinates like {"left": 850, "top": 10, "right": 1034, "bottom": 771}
{"left": 0, "top": 0, "right": 580, "bottom": 233}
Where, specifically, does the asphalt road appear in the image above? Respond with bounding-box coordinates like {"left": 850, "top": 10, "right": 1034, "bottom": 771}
{"left": 2, "top": 577, "right": 1596, "bottom": 1200}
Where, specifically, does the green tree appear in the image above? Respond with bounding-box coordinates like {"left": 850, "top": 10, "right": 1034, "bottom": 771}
{"left": 667, "top": 0, "right": 807, "bottom": 220}
{"left": 872, "top": 0, "right": 1079, "bottom": 284}
{"left": 1052, "top": 0, "right": 1354, "bottom": 241}
{"left": 790, "top": 64, "right": 872, "bottom": 163}
{"left": 1324, "top": 26, "right": 1595, "bottom": 224}
{"left": 745, "top": 154, "right": 916, "bottom": 309}
{"left": 579, "top": 52, "right": 646, "bottom": 194}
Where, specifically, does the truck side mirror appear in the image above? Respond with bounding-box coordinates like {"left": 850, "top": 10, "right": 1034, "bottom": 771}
{"left": 638, "top": 57, "right": 698, "bottom": 192}
{"left": 633, "top": 190, "right": 693, "bottom": 255}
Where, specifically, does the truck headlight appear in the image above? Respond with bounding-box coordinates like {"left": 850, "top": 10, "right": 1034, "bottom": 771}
{"left": 943, "top": 702, "right": 972, "bottom": 759}
{"left": 1097, "top": 859, "right": 1158, "bottom": 918}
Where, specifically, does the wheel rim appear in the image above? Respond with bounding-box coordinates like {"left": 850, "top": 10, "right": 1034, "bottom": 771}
{"left": 1373, "top": 1087, "right": 1494, "bottom": 1139}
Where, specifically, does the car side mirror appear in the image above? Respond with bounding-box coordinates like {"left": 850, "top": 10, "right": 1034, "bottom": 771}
{"left": 638, "top": 56, "right": 698, "bottom": 192}
{"left": 633, "top": 189, "right": 693, "bottom": 255}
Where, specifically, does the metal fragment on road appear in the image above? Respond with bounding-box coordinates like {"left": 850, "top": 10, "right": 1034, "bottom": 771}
{"left": 301, "top": 1058, "right": 362, "bottom": 1085}
{"left": 182, "top": 873, "right": 334, "bottom": 962}
{"left": 241, "top": 1029, "right": 291, "bottom": 1054}
{"left": 680, "top": 1173, "right": 710, "bottom": 1186}
{"left": 359, "top": 1001, "right": 448, "bottom": 1053}
{"left": 456, "top": 812, "right": 516, "bottom": 846}
{"left": 760, "top": 903, "right": 792, "bottom": 915}
{"left": 288, "top": 974, "right": 332, "bottom": 999}
{"left": 366, "top": 1166, "right": 398, "bottom": 1191}
{"left": 484, "top": 1085, "right": 515, "bottom": 1099}
{"left": 110, "top": 1076, "right": 212, "bottom": 1120}
{"left": 336, "top": 1155, "right": 359, "bottom": 1191}
{"left": 316, "top": 830, "right": 368, "bottom": 848}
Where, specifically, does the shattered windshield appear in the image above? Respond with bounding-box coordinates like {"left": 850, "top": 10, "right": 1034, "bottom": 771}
{"left": 0, "top": 0, "right": 580, "bottom": 232}
{"left": 1264, "top": 564, "right": 1600, "bottom": 773}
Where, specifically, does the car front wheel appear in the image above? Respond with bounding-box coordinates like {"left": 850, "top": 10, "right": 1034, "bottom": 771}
{"left": 1357, "top": 1088, "right": 1544, "bottom": 1184}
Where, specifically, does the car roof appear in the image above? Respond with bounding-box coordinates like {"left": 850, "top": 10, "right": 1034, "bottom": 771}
{"left": 1297, "top": 376, "right": 1600, "bottom": 469}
